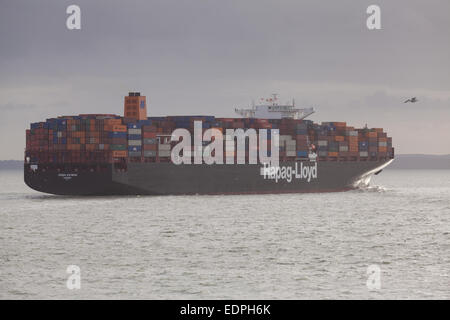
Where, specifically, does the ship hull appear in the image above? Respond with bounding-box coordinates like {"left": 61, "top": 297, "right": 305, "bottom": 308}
{"left": 24, "top": 160, "right": 393, "bottom": 196}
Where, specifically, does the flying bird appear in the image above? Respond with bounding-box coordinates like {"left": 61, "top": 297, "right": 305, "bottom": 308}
{"left": 404, "top": 97, "right": 418, "bottom": 103}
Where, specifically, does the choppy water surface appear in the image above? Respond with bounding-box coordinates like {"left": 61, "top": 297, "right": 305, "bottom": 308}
{"left": 0, "top": 169, "right": 449, "bottom": 299}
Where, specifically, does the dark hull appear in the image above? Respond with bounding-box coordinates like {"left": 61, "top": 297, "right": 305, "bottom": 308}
{"left": 24, "top": 160, "right": 392, "bottom": 196}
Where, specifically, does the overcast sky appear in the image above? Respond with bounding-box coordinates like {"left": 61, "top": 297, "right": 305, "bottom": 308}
{"left": 1, "top": 0, "right": 449, "bottom": 158}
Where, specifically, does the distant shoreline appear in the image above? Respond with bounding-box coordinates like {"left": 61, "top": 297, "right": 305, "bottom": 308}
{"left": 1, "top": 154, "right": 449, "bottom": 170}
{"left": 386, "top": 154, "right": 450, "bottom": 170}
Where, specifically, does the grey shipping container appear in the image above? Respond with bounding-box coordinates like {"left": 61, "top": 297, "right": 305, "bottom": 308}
{"left": 143, "top": 138, "right": 157, "bottom": 145}
{"left": 129, "top": 151, "right": 142, "bottom": 157}
{"left": 158, "top": 144, "right": 171, "bottom": 151}
{"left": 143, "top": 151, "right": 157, "bottom": 157}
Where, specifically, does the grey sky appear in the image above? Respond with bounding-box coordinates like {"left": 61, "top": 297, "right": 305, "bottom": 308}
{"left": 1, "top": 0, "right": 449, "bottom": 159}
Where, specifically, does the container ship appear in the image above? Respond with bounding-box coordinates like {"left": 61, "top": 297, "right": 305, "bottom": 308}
{"left": 24, "top": 92, "right": 394, "bottom": 195}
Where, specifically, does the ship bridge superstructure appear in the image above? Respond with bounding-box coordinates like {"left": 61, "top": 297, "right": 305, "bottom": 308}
{"left": 235, "top": 94, "right": 315, "bottom": 120}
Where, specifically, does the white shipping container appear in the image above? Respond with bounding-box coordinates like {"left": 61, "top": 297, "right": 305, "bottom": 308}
{"left": 286, "top": 151, "right": 296, "bottom": 157}
{"left": 128, "top": 140, "right": 142, "bottom": 146}
{"left": 318, "top": 140, "right": 328, "bottom": 146}
{"left": 359, "top": 151, "right": 369, "bottom": 157}
{"left": 128, "top": 128, "right": 141, "bottom": 135}
{"left": 143, "top": 151, "right": 156, "bottom": 157}
{"left": 286, "top": 140, "right": 296, "bottom": 146}
{"left": 339, "top": 146, "right": 349, "bottom": 152}
{"left": 379, "top": 141, "right": 387, "bottom": 147}
{"left": 159, "top": 151, "right": 171, "bottom": 157}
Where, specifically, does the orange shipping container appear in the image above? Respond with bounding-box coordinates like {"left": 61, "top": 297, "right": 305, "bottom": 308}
{"left": 328, "top": 152, "right": 338, "bottom": 157}
{"left": 72, "top": 131, "right": 85, "bottom": 138}
{"left": 104, "top": 119, "right": 123, "bottom": 125}
{"left": 67, "top": 144, "right": 81, "bottom": 151}
{"left": 104, "top": 124, "right": 127, "bottom": 132}
{"left": 112, "top": 124, "right": 127, "bottom": 132}
{"left": 367, "top": 132, "right": 377, "bottom": 138}
{"left": 335, "top": 136, "right": 344, "bottom": 142}
{"left": 86, "top": 144, "right": 97, "bottom": 151}
{"left": 378, "top": 146, "right": 387, "bottom": 152}
{"left": 112, "top": 150, "right": 127, "bottom": 157}
{"left": 88, "top": 131, "right": 100, "bottom": 138}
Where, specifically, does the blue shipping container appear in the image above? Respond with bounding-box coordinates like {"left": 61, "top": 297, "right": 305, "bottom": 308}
{"left": 128, "top": 134, "right": 142, "bottom": 140}
{"left": 297, "top": 151, "right": 308, "bottom": 157}
{"left": 108, "top": 132, "right": 127, "bottom": 139}
{"left": 138, "top": 119, "right": 152, "bottom": 126}
{"left": 127, "top": 123, "right": 142, "bottom": 129}
{"left": 359, "top": 141, "right": 368, "bottom": 148}
{"left": 128, "top": 146, "right": 142, "bottom": 152}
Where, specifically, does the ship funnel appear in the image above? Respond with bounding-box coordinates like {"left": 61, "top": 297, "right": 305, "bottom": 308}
{"left": 124, "top": 92, "right": 147, "bottom": 120}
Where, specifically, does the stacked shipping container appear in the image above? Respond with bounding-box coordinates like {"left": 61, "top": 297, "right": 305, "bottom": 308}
{"left": 26, "top": 115, "right": 394, "bottom": 165}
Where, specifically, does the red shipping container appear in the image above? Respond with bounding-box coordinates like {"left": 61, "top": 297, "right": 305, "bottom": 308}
{"left": 143, "top": 144, "right": 157, "bottom": 151}
{"left": 143, "top": 132, "right": 157, "bottom": 138}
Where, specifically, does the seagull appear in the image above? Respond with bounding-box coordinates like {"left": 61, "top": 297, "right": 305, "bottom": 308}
{"left": 404, "top": 97, "right": 418, "bottom": 103}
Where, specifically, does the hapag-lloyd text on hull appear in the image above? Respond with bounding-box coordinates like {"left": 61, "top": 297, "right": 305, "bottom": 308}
{"left": 261, "top": 162, "right": 318, "bottom": 183}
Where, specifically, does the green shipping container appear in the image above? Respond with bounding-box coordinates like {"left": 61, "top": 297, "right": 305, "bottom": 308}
{"left": 110, "top": 144, "right": 127, "bottom": 151}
